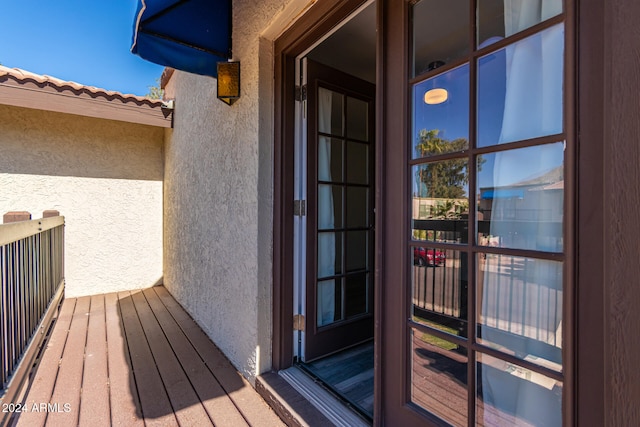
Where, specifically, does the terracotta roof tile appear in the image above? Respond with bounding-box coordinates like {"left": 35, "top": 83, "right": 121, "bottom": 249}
{"left": 0, "top": 65, "right": 163, "bottom": 107}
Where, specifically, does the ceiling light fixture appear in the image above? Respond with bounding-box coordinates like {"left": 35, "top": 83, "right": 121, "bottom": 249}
{"left": 424, "top": 88, "right": 448, "bottom": 105}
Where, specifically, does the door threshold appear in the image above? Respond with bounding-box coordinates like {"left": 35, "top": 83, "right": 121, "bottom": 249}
{"left": 280, "top": 366, "right": 371, "bottom": 426}
{"left": 256, "top": 367, "right": 371, "bottom": 427}
{"left": 299, "top": 340, "right": 374, "bottom": 420}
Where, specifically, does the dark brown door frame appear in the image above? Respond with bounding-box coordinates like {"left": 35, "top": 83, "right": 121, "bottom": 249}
{"left": 577, "top": 0, "right": 640, "bottom": 425}
{"left": 381, "top": 0, "right": 578, "bottom": 425}
{"left": 272, "top": 0, "right": 640, "bottom": 425}
{"left": 576, "top": 0, "right": 604, "bottom": 421}
{"left": 380, "top": 0, "right": 465, "bottom": 424}
{"left": 272, "top": 0, "right": 378, "bottom": 370}
{"left": 379, "top": 0, "right": 414, "bottom": 425}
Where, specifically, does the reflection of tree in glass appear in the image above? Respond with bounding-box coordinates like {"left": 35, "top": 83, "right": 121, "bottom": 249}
{"left": 415, "top": 129, "right": 469, "bottom": 199}
{"left": 433, "top": 199, "right": 469, "bottom": 219}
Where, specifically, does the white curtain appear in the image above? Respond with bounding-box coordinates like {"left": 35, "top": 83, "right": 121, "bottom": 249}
{"left": 481, "top": 2, "right": 563, "bottom": 425}
{"left": 317, "top": 88, "right": 336, "bottom": 326}
{"left": 499, "top": 0, "right": 563, "bottom": 144}
{"left": 492, "top": 0, "right": 564, "bottom": 246}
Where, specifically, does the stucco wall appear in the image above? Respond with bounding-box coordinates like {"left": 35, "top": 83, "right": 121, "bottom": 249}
{"left": 0, "top": 104, "right": 164, "bottom": 297}
{"left": 163, "top": 0, "right": 309, "bottom": 381}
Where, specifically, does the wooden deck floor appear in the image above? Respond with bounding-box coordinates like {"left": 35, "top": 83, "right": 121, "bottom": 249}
{"left": 12, "top": 286, "right": 284, "bottom": 427}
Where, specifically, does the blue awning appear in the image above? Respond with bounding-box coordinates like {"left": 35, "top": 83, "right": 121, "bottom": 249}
{"left": 131, "top": 0, "right": 232, "bottom": 78}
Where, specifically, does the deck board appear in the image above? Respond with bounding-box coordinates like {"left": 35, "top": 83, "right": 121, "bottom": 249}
{"left": 104, "top": 292, "right": 144, "bottom": 427}
{"left": 78, "top": 295, "right": 110, "bottom": 427}
{"left": 152, "top": 286, "right": 284, "bottom": 427}
{"left": 142, "top": 288, "right": 249, "bottom": 426}
{"left": 130, "top": 290, "right": 212, "bottom": 426}
{"left": 14, "top": 286, "right": 284, "bottom": 427}
{"left": 16, "top": 298, "right": 76, "bottom": 427}
{"left": 118, "top": 291, "right": 178, "bottom": 427}
{"left": 45, "top": 295, "right": 90, "bottom": 427}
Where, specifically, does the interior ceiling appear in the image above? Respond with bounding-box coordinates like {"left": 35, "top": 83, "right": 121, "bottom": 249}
{"left": 412, "top": 0, "right": 469, "bottom": 74}
{"left": 306, "top": 1, "right": 505, "bottom": 83}
{"left": 307, "top": 3, "right": 376, "bottom": 84}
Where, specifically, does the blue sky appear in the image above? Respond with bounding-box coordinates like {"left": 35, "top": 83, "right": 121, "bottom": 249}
{"left": 0, "top": 1, "right": 164, "bottom": 96}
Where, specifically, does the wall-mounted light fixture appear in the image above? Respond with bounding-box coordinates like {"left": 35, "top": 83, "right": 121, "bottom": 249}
{"left": 217, "top": 61, "right": 240, "bottom": 105}
{"left": 424, "top": 88, "right": 448, "bottom": 105}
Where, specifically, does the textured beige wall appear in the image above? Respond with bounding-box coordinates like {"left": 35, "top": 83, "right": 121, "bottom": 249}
{"left": 163, "top": 0, "right": 308, "bottom": 381}
{"left": 0, "top": 104, "right": 164, "bottom": 297}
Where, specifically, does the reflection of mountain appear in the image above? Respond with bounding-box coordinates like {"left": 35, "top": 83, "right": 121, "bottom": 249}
{"left": 512, "top": 165, "right": 563, "bottom": 187}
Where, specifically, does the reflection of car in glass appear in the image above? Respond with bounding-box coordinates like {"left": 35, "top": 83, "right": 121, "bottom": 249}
{"left": 413, "top": 247, "right": 446, "bottom": 266}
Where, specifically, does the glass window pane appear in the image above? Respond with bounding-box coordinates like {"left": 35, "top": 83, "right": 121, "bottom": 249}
{"left": 413, "top": 249, "right": 468, "bottom": 338}
{"left": 346, "top": 96, "right": 368, "bottom": 141}
{"left": 477, "top": 254, "right": 563, "bottom": 368}
{"left": 345, "top": 273, "right": 368, "bottom": 318}
{"left": 476, "top": 49, "right": 506, "bottom": 148}
{"left": 412, "top": 203, "right": 468, "bottom": 244}
{"left": 411, "top": 328, "right": 468, "bottom": 426}
{"left": 318, "top": 231, "right": 342, "bottom": 277}
{"left": 318, "top": 87, "right": 343, "bottom": 136}
{"left": 346, "top": 187, "right": 368, "bottom": 228}
{"left": 412, "top": 0, "right": 470, "bottom": 77}
{"left": 477, "top": 0, "right": 563, "bottom": 48}
{"left": 318, "top": 137, "right": 343, "bottom": 182}
{"left": 317, "top": 279, "right": 343, "bottom": 326}
{"left": 318, "top": 184, "right": 343, "bottom": 230}
{"left": 345, "top": 230, "right": 368, "bottom": 272}
{"left": 413, "top": 65, "right": 470, "bottom": 159}
{"left": 412, "top": 162, "right": 469, "bottom": 242}
{"left": 413, "top": 161, "right": 469, "bottom": 201}
{"left": 477, "top": 353, "right": 562, "bottom": 427}
{"left": 346, "top": 141, "right": 368, "bottom": 184}
{"left": 476, "top": 143, "right": 563, "bottom": 252}
{"left": 477, "top": 24, "right": 564, "bottom": 147}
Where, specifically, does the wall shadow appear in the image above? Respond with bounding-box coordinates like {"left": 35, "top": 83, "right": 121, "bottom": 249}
{"left": 0, "top": 104, "right": 163, "bottom": 181}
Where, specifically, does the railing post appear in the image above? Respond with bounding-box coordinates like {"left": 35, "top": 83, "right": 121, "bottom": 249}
{"left": 3, "top": 212, "right": 31, "bottom": 224}
{"left": 42, "top": 210, "right": 60, "bottom": 219}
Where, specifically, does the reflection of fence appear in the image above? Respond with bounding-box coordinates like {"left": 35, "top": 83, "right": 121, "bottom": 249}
{"left": 477, "top": 255, "right": 562, "bottom": 363}
{"left": 413, "top": 252, "right": 463, "bottom": 318}
{"left": 412, "top": 219, "right": 467, "bottom": 336}
{"left": 412, "top": 219, "right": 468, "bottom": 243}
{"left": 412, "top": 219, "right": 563, "bottom": 364}
{"left": 0, "top": 216, "right": 65, "bottom": 415}
{"left": 480, "top": 208, "right": 553, "bottom": 221}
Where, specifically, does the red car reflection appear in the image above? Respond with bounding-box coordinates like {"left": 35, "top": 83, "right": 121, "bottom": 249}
{"left": 413, "top": 247, "right": 446, "bottom": 267}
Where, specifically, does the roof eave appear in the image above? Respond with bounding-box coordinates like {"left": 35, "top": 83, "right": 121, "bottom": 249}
{"left": 0, "top": 67, "right": 171, "bottom": 128}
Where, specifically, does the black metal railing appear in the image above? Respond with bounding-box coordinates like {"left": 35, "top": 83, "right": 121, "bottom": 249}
{"left": 0, "top": 216, "right": 65, "bottom": 413}
{"left": 411, "top": 219, "right": 563, "bottom": 364}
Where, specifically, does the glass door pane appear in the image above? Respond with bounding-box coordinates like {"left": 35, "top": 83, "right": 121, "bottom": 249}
{"left": 317, "top": 89, "right": 373, "bottom": 328}
{"left": 406, "top": 1, "right": 567, "bottom": 424}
